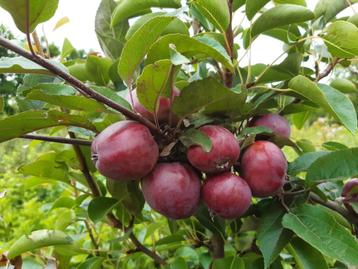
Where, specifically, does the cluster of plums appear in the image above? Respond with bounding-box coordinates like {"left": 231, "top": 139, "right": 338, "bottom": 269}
{"left": 91, "top": 90, "right": 291, "bottom": 220}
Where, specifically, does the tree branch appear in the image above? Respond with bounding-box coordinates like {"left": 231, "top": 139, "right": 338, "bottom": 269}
{"left": 309, "top": 193, "right": 358, "bottom": 225}
{"left": 223, "top": 0, "right": 234, "bottom": 88}
{"left": 210, "top": 233, "right": 225, "bottom": 260}
{"left": 316, "top": 58, "right": 339, "bottom": 81}
{"left": 68, "top": 132, "right": 166, "bottom": 265}
{"left": 0, "top": 37, "right": 163, "bottom": 137}
{"left": 21, "top": 134, "right": 92, "bottom": 146}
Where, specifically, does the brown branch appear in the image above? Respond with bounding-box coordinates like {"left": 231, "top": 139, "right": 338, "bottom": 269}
{"left": 25, "top": 0, "right": 36, "bottom": 56}
{"left": 0, "top": 37, "right": 163, "bottom": 137}
{"left": 223, "top": 0, "right": 234, "bottom": 88}
{"left": 210, "top": 233, "right": 225, "bottom": 260}
{"left": 309, "top": 193, "right": 358, "bottom": 225}
{"left": 67, "top": 132, "right": 166, "bottom": 265}
{"left": 21, "top": 134, "right": 92, "bottom": 146}
{"left": 68, "top": 131, "right": 101, "bottom": 197}
{"left": 31, "top": 31, "right": 45, "bottom": 57}
{"left": 316, "top": 58, "right": 339, "bottom": 81}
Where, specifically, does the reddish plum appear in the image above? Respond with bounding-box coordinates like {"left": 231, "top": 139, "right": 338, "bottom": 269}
{"left": 252, "top": 113, "right": 291, "bottom": 138}
{"left": 342, "top": 179, "right": 358, "bottom": 213}
{"left": 141, "top": 163, "right": 201, "bottom": 219}
{"left": 241, "top": 141, "right": 287, "bottom": 197}
{"left": 126, "top": 88, "right": 180, "bottom": 123}
{"left": 202, "top": 172, "right": 252, "bottom": 219}
{"left": 91, "top": 121, "right": 159, "bottom": 181}
{"left": 187, "top": 125, "right": 240, "bottom": 174}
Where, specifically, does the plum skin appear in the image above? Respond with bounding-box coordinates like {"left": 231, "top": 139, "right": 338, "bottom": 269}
{"left": 126, "top": 88, "right": 180, "bottom": 123}
{"left": 202, "top": 172, "right": 252, "bottom": 219}
{"left": 187, "top": 125, "right": 240, "bottom": 174}
{"left": 252, "top": 113, "right": 291, "bottom": 138}
{"left": 91, "top": 121, "right": 159, "bottom": 181}
{"left": 342, "top": 179, "right": 358, "bottom": 213}
{"left": 141, "top": 163, "right": 201, "bottom": 219}
{"left": 241, "top": 141, "right": 287, "bottom": 197}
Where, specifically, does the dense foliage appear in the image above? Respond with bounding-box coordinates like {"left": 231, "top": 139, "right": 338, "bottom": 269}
{"left": 0, "top": 0, "right": 358, "bottom": 268}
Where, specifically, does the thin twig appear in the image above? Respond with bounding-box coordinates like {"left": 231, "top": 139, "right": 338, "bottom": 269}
{"left": 68, "top": 131, "right": 101, "bottom": 197}
{"left": 21, "top": 134, "right": 92, "bottom": 146}
{"left": 316, "top": 58, "right": 339, "bottom": 81}
{"left": 25, "top": 0, "right": 36, "bottom": 56}
{"left": 31, "top": 31, "right": 45, "bottom": 57}
{"left": 0, "top": 37, "right": 164, "bottom": 137}
{"left": 223, "top": 0, "right": 234, "bottom": 88}
{"left": 309, "top": 193, "right": 358, "bottom": 225}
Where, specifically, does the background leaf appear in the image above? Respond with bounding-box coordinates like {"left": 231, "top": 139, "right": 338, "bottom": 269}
{"left": 118, "top": 16, "right": 175, "bottom": 83}
{"left": 289, "top": 76, "right": 357, "bottom": 133}
{"left": 0, "top": 0, "right": 59, "bottom": 33}
{"left": 88, "top": 197, "right": 119, "bottom": 223}
{"left": 282, "top": 204, "right": 358, "bottom": 266}
{"left": 95, "top": 0, "right": 129, "bottom": 59}
{"left": 251, "top": 5, "right": 315, "bottom": 38}
{"left": 306, "top": 148, "right": 358, "bottom": 181}
{"left": 8, "top": 230, "right": 72, "bottom": 259}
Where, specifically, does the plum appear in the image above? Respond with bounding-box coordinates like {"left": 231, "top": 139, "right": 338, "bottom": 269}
{"left": 241, "top": 141, "right": 287, "bottom": 197}
{"left": 252, "top": 113, "right": 291, "bottom": 138}
{"left": 91, "top": 121, "right": 159, "bottom": 181}
{"left": 187, "top": 125, "right": 240, "bottom": 174}
{"left": 202, "top": 172, "right": 252, "bottom": 219}
{"left": 141, "top": 163, "right": 201, "bottom": 219}
{"left": 342, "top": 179, "right": 358, "bottom": 213}
{"left": 126, "top": 88, "right": 180, "bottom": 123}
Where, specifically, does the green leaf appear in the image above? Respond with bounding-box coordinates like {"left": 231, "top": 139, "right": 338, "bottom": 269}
{"left": 61, "top": 38, "right": 74, "bottom": 61}
{"left": 288, "top": 76, "right": 358, "bottom": 133}
{"left": 7, "top": 230, "right": 72, "bottom": 259}
{"left": 246, "top": 0, "right": 270, "bottom": 20}
{"left": 125, "top": 12, "right": 189, "bottom": 41}
{"left": 282, "top": 204, "right": 358, "bottom": 266}
{"left": 323, "top": 21, "right": 358, "bottom": 58}
{"left": 0, "top": 97, "right": 4, "bottom": 113}
{"left": 306, "top": 148, "right": 358, "bottom": 181}
{"left": 88, "top": 197, "right": 119, "bottom": 223}
{"left": 322, "top": 141, "right": 348, "bottom": 151}
{"left": 26, "top": 89, "right": 106, "bottom": 112}
{"left": 288, "top": 151, "right": 329, "bottom": 176}
{"left": 77, "top": 257, "right": 104, "bottom": 269}
{"left": 257, "top": 202, "right": 292, "bottom": 268}
{"left": 314, "top": 0, "right": 358, "bottom": 22}
{"left": 55, "top": 209, "right": 76, "bottom": 230}
{"left": 118, "top": 15, "right": 176, "bottom": 83}
{"left": 86, "top": 55, "right": 113, "bottom": 86}
{"left": 233, "top": 0, "right": 246, "bottom": 11}
{"left": 239, "top": 126, "right": 273, "bottom": 137}
{"left": 0, "top": 110, "right": 96, "bottom": 143}
{"left": 137, "top": 60, "right": 173, "bottom": 112}
{"left": 330, "top": 78, "right": 357, "bottom": 94}
{"left": 0, "top": 0, "right": 59, "bottom": 33}
{"left": 111, "top": 0, "right": 180, "bottom": 26}
{"left": 289, "top": 237, "right": 328, "bottom": 269}
{"left": 179, "top": 128, "right": 212, "bottom": 152}
{"left": 273, "top": 0, "right": 306, "bottom": 5}
{"left": 52, "top": 197, "right": 76, "bottom": 209}
{"left": 91, "top": 86, "right": 131, "bottom": 110}
{"left": 191, "top": 0, "right": 230, "bottom": 32}
{"left": 251, "top": 4, "right": 315, "bottom": 38}
{"left": 19, "top": 152, "right": 69, "bottom": 183}
{"left": 171, "top": 257, "right": 188, "bottom": 269}
{"left": 172, "top": 78, "right": 236, "bottom": 117}
{"left": 95, "top": 0, "right": 129, "bottom": 59}
{"left": 212, "top": 256, "right": 245, "bottom": 269}
{"left": 0, "top": 57, "right": 55, "bottom": 75}
{"left": 146, "top": 34, "right": 234, "bottom": 72}
{"left": 348, "top": 13, "right": 358, "bottom": 27}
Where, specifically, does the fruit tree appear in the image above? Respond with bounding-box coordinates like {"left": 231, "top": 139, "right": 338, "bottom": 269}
{"left": 0, "top": 0, "right": 358, "bottom": 268}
